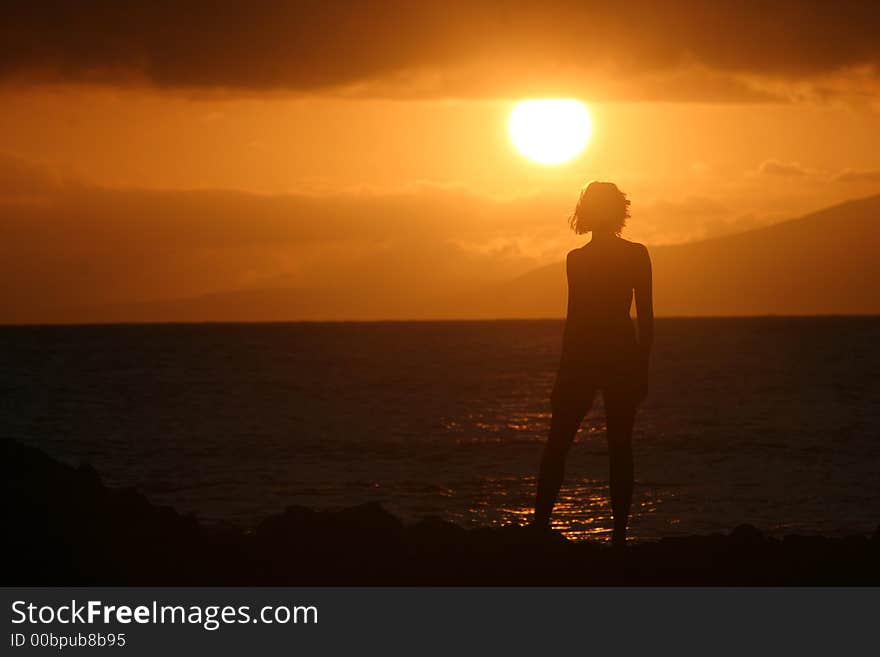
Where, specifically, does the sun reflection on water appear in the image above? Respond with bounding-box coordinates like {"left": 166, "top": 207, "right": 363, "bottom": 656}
{"left": 460, "top": 476, "right": 670, "bottom": 542}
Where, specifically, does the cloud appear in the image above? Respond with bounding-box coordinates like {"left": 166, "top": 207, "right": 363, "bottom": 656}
{"left": 3, "top": 1, "right": 880, "bottom": 101}
{"left": 834, "top": 168, "right": 880, "bottom": 183}
{"left": 747, "top": 161, "right": 880, "bottom": 187}
{"left": 634, "top": 196, "right": 750, "bottom": 244}
{"left": 0, "top": 153, "right": 566, "bottom": 319}
{"left": 0, "top": 151, "right": 67, "bottom": 194}
{"left": 755, "top": 160, "right": 810, "bottom": 177}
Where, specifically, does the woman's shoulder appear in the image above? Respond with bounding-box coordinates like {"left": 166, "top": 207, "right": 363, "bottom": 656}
{"left": 619, "top": 238, "right": 650, "bottom": 260}
{"left": 618, "top": 237, "right": 647, "bottom": 250}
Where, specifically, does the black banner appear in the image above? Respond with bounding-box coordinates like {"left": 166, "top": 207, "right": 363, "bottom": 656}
{"left": 2, "top": 587, "right": 877, "bottom": 655}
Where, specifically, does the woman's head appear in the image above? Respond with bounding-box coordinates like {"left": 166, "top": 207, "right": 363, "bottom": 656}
{"left": 569, "top": 181, "right": 630, "bottom": 236}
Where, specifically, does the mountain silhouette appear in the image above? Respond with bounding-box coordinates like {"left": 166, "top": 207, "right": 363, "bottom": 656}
{"left": 54, "top": 194, "right": 880, "bottom": 322}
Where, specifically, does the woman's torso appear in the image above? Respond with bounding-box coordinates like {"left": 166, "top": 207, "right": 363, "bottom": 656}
{"left": 561, "top": 237, "right": 641, "bottom": 366}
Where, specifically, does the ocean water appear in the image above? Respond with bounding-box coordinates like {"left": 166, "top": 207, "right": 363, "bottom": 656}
{"left": 2, "top": 318, "right": 879, "bottom": 542}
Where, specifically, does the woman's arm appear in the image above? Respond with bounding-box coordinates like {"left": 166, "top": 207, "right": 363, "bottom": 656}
{"left": 565, "top": 250, "right": 576, "bottom": 316}
{"left": 634, "top": 245, "right": 654, "bottom": 395}
{"left": 560, "top": 250, "right": 576, "bottom": 352}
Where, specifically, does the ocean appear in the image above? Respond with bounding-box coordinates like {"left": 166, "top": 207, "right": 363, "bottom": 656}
{"left": 2, "top": 317, "right": 879, "bottom": 542}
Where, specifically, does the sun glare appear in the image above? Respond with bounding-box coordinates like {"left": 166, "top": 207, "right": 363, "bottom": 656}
{"left": 509, "top": 99, "right": 592, "bottom": 165}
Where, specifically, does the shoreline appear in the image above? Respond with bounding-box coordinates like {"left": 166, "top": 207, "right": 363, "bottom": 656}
{"left": 5, "top": 439, "right": 879, "bottom": 585}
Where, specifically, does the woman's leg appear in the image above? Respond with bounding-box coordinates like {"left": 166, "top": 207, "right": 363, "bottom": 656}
{"left": 533, "top": 405, "right": 590, "bottom": 528}
{"left": 604, "top": 393, "right": 636, "bottom": 546}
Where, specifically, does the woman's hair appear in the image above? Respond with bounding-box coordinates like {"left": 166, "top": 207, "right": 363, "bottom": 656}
{"left": 569, "top": 181, "right": 630, "bottom": 235}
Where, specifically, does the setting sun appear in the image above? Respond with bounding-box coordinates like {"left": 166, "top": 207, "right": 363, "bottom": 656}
{"left": 509, "top": 99, "right": 592, "bottom": 165}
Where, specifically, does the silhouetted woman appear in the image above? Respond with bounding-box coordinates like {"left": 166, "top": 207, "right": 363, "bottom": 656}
{"left": 533, "top": 182, "right": 653, "bottom": 547}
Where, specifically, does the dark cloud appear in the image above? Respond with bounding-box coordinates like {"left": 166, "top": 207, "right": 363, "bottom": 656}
{"left": 2, "top": 1, "right": 880, "bottom": 99}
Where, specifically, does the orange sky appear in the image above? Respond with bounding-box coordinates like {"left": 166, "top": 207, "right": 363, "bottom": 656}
{"left": 2, "top": 2, "right": 880, "bottom": 321}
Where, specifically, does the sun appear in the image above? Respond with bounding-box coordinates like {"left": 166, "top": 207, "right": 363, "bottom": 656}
{"left": 509, "top": 99, "right": 592, "bottom": 165}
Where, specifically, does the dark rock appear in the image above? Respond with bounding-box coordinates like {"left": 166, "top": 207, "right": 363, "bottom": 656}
{"left": 729, "top": 524, "right": 765, "bottom": 546}
{"left": 3, "top": 439, "right": 878, "bottom": 586}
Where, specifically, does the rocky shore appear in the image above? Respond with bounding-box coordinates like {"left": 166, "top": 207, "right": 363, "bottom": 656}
{"left": 5, "top": 439, "right": 879, "bottom": 585}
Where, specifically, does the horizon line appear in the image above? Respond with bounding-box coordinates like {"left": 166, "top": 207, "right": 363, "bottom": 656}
{"left": 2, "top": 313, "right": 880, "bottom": 329}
